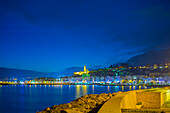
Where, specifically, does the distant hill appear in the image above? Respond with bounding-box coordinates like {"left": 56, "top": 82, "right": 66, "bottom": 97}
{"left": 0, "top": 67, "right": 58, "bottom": 80}
{"left": 127, "top": 48, "right": 170, "bottom": 66}
{"left": 0, "top": 66, "right": 95, "bottom": 80}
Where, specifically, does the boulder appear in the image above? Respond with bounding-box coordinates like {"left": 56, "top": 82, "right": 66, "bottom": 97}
{"left": 58, "top": 103, "right": 71, "bottom": 109}
{"left": 117, "top": 91, "right": 122, "bottom": 94}
{"left": 53, "top": 107, "right": 62, "bottom": 113}
{"left": 71, "top": 102, "right": 81, "bottom": 108}
{"left": 67, "top": 103, "right": 72, "bottom": 108}
{"left": 44, "top": 107, "right": 50, "bottom": 111}
{"left": 108, "top": 92, "right": 112, "bottom": 98}
{"left": 51, "top": 105, "right": 58, "bottom": 109}
{"left": 37, "top": 93, "right": 115, "bottom": 113}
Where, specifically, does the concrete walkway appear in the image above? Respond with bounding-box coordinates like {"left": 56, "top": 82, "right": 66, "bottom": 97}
{"left": 98, "top": 92, "right": 127, "bottom": 113}
{"left": 98, "top": 87, "right": 170, "bottom": 113}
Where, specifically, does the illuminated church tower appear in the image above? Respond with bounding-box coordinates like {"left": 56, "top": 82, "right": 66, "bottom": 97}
{"left": 84, "top": 65, "right": 87, "bottom": 73}
{"left": 74, "top": 65, "right": 89, "bottom": 75}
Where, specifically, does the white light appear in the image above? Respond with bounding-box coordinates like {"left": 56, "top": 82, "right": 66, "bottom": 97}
{"left": 20, "top": 82, "right": 24, "bottom": 84}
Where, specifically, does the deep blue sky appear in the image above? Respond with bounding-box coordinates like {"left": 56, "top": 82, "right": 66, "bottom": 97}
{"left": 0, "top": 0, "right": 170, "bottom": 72}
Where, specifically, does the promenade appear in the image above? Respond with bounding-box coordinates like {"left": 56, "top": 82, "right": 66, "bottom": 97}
{"left": 98, "top": 87, "right": 170, "bottom": 113}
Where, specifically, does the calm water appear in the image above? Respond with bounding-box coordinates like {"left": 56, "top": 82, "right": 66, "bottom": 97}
{"left": 0, "top": 85, "right": 153, "bottom": 113}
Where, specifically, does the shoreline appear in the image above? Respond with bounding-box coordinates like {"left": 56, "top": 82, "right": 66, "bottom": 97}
{"left": 36, "top": 92, "right": 115, "bottom": 113}
{"left": 0, "top": 83, "right": 169, "bottom": 87}
{"left": 37, "top": 87, "right": 170, "bottom": 113}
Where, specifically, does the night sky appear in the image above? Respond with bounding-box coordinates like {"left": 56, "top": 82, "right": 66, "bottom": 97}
{"left": 0, "top": 0, "right": 170, "bottom": 72}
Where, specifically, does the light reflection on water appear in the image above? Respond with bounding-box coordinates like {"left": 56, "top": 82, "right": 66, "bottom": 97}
{"left": 115, "top": 86, "right": 119, "bottom": 92}
{"left": 76, "top": 85, "right": 80, "bottom": 98}
{"left": 122, "top": 86, "right": 124, "bottom": 91}
{"left": 129, "top": 85, "right": 132, "bottom": 90}
{"left": 92, "top": 85, "right": 94, "bottom": 93}
{"left": 82, "top": 85, "right": 87, "bottom": 95}
{"left": 107, "top": 85, "right": 110, "bottom": 92}
{"left": 0, "top": 85, "right": 155, "bottom": 113}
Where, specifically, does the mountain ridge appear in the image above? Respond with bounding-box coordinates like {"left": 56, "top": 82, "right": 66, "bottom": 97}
{"left": 0, "top": 66, "right": 95, "bottom": 80}
{"left": 127, "top": 48, "right": 170, "bottom": 66}
{"left": 0, "top": 67, "right": 58, "bottom": 80}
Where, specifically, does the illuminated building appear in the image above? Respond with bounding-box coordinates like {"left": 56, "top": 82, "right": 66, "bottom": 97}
{"left": 59, "top": 63, "right": 170, "bottom": 84}
{"left": 84, "top": 65, "right": 87, "bottom": 72}
{"left": 165, "top": 63, "right": 170, "bottom": 68}
{"left": 74, "top": 65, "right": 89, "bottom": 75}
{"left": 154, "top": 64, "right": 158, "bottom": 69}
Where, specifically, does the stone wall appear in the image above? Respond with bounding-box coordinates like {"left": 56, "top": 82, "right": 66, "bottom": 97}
{"left": 121, "top": 91, "right": 137, "bottom": 109}
{"left": 136, "top": 92, "right": 161, "bottom": 109}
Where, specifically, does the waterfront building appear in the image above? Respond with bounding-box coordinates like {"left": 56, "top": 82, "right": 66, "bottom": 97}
{"left": 58, "top": 63, "right": 170, "bottom": 84}
{"left": 166, "top": 63, "right": 170, "bottom": 68}
{"left": 68, "top": 75, "right": 82, "bottom": 83}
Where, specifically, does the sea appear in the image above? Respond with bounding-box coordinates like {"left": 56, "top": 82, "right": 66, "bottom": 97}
{"left": 0, "top": 85, "right": 155, "bottom": 113}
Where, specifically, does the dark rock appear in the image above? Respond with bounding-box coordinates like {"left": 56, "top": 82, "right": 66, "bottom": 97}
{"left": 44, "top": 107, "right": 50, "bottom": 111}
{"left": 38, "top": 93, "right": 114, "bottom": 113}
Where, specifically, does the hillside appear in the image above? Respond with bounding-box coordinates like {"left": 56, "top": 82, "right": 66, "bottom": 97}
{"left": 59, "top": 67, "right": 94, "bottom": 76}
{"left": 0, "top": 67, "right": 58, "bottom": 80}
{"left": 0, "top": 66, "right": 94, "bottom": 80}
{"left": 127, "top": 48, "right": 170, "bottom": 66}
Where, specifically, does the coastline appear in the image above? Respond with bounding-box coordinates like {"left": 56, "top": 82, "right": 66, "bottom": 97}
{"left": 36, "top": 92, "right": 115, "bottom": 113}
{"left": 37, "top": 87, "right": 170, "bottom": 113}
{"left": 0, "top": 83, "right": 169, "bottom": 87}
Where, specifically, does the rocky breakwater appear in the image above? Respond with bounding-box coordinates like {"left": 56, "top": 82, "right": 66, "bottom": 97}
{"left": 36, "top": 92, "right": 118, "bottom": 113}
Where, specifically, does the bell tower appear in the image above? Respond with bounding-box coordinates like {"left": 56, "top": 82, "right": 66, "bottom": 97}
{"left": 84, "top": 65, "right": 86, "bottom": 72}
